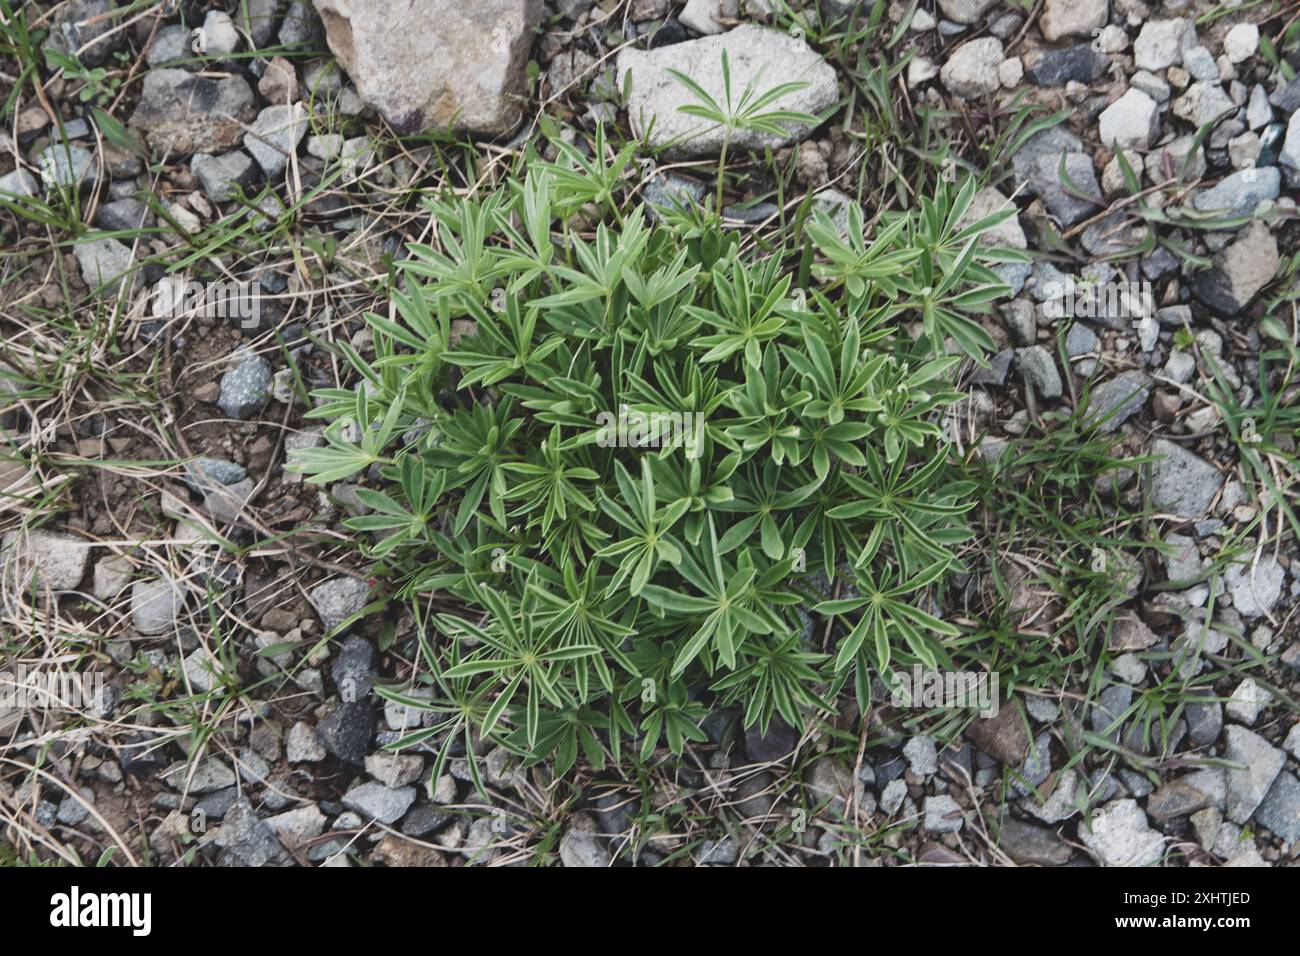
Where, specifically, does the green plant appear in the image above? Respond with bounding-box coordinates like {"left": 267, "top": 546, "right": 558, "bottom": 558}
{"left": 666, "top": 51, "right": 823, "bottom": 213}
{"left": 289, "top": 157, "right": 1015, "bottom": 774}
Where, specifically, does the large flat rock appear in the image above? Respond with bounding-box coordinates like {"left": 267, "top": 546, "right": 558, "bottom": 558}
{"left": 312, "top": 0, "right": 543, "bottom": 136}
{"left": 616, "top": 25, "right": 838, "bottom": 158}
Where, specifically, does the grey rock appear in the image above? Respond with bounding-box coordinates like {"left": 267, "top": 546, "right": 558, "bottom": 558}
{"left": 401, "top": 802, "right": 453, "bottom": 836}
{"left": 1172, "top": 81, "right": 1236, "bottom": 130}
{"left": 1011, "top": 126, "right": 1083, "bottom": 188}
{"left": 215, "top": 797, "right": 286, "bottom": 866}
{"left": 1132, "top": 18, "right": 1196, "bottom": 72}
{"left": 308, "top": 576, "right": 370, "bottom": 632}
{"left": 1022, "top": 768, "right": 1080, "bottom": 824}
{"left": 217, "top": 352, "right": 272, "bottom": 420}
{"left": 95, "top": 198, "right": 152, "bottom": 232}
{"left": 1083, "top": 370, "right": 1149, "bottom": 433}
{"left": 903, "top": 735, "right": 938, "bottom": 776}
{"left": 203, "top": 477, "right": 255, "bottom": 523}
{"left": 184, "top": 457, "right": 247, "bottom": 493}
{"left": 74, "top": 238, "right": 134, "bottom": 294}
{"left": 145, "top": 25, "right": 191, "bottom": 67}
{"left": 37, "top": 142, "right": 94, "bottom": 191}
{"left": 643, "top": 172, "right": 707, "bottom": 219}
{"left": 1039, "top": 0, "right": 1107, "bottom": 43}
{"left": 1148, "top": 439, "right": 1222, "bottom": 518}
{"left": 1192, "top": 215, "right": 1276, "bottom": 313}
{"left": 0, "top": 167, "right": 38, "bottom": 198}
{"left": 1182, "top": 46, "right": 1218, "bottom": 82}
{"left": 127, "top": 69, "right": 257, "bottom": 158}
{"left": 1012, "top": 731, "right": 1052, "bottom": 797}
{"left": 940, "top": 37, "right": 1003, "bottom": 98}
{"left": 265, "top": 804, "right": 327, "bottom": 845}
{"left": 1079, "top": 799, "right": 1165, "bottom": 866}
{"left": 1225, "top": 556, "right": 1283, "bottom": 619}
{"left": 245, "top": 105, "right": 308, "bottom": 177}
{"left": 970, "top": 349, "right": 1013, "bottom": 386}
{"left": 743, "top": 717, "right": 799, "bottom": 762}
{"left": 1017, "top": 346, "right": 1061, "bottom": 399}
{"left": 1185, "top": 696, "right": 1222, "bottom": 747}
{"left": 1024, "top": 44, "right": 1108, "bottom": 86}
{"left": 937, "top": 0, "right": 997, "bottom": 25}
{"left": 1099, "top": 88, "right": 1160, "bottom": 150}
{"left": 42, "top": 0, "right": 120, "bottom": 67}
{"left": 280, "top": 0, "right": 324, "bottom": 47}
{"left": 1225, "top": 677, "right": 1269, "bottom": 724}
{"left": 240, "top": 0, "right": 282, "bottom": 48}
{"left": 191, "top": 151, "right": 258, "bottom": 202}
{"left": 1192, "top": 167, "right": 1281, "bottom": 217}
{"left": 317, "top": 701, "right": 376, "bottom": 764}
{"left": 331, "top": 634, "right": 376, "bottom": 699}
{"left": 1065, "top": 322, "right": 1098, "bottom": 359}
{"left": 1146, "top": 779, "right": 1210, "bottom": 821}
{"left": 0, "top": 530, "right": 90, "bottom": 591}
{"left": 131, "top": 577, "right": 183, "bottom": 635}
{"left": 1281, "top": 108, "right": 1300, "bottom": 173}
{"left": 618, "top": 24, "right": 838, "bottom": 157}
{"left": 1224, "top": 725, "right": 1285, "bottom": 824}
{"left": 559, "top": 821, "right": 611, "bottom": 867}
{"left": 342, "top": 780, "right": 416, "bottom": 824}
{"left": 880, "top": 778, "right": 907, "bottom": 815}
{"left": 286, "top": 721, "right": 327, "bottom": 763}
{"left": 313, "top": 0, "right": 540, "bottom": 135}
{"left": 92, "top": 554, "right": 132, "bottom": 600}
{"left": 1031, "top": 151, "right": 1102, "bottom": 226}
{"left": 696, "top": 835, "right": 740, "bottom": 865}
{"left": 997, "top": 815, "right": 1072, "bottom": 864}
{"left": 923, "top": 794, "right": 965, "bottom": 833}
{"left": 1255, "top": 772, "right": 1300, "bottom": 843}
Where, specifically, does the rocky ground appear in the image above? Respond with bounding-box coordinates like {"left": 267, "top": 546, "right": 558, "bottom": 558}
{"left": 0, "top": 0, "right": 1297, "bottom": 867}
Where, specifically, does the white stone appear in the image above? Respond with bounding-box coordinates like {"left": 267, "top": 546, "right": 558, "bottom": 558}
{"left": 940, "top": 37, "right": 1004, "bottom": 98}
{"left": 1223, "top": 23, "right": 1259, "bottom": 63}
{"left": 1039, "top": 0, "right": 1107, "bottom": 43}
{"left": 1099, "top": 88, "right": 1159, "bottom": 149}
{"left": 1133, "top": 18, "right": 1196, "bottom": 72}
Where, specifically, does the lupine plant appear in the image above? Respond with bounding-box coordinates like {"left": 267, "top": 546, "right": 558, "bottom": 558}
{"left": 289, "top": 149, "right": 1020, "bottom": 778}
